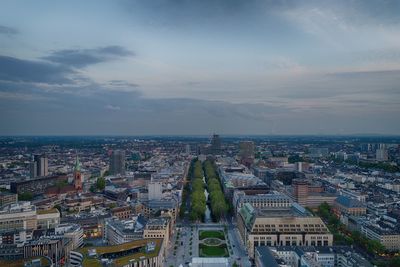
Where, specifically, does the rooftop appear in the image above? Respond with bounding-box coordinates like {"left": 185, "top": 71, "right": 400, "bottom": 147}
{"left": 76, "top": 238, "right": 163, "bottom": 267}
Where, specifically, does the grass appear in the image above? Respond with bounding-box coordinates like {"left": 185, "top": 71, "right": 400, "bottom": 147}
{"left": 199, "top": 230, "right": 225, "bottom": 240}
{"left": 199, "top": 244, "right": 229, "bottom": 257}
{"left": 76, "top": 238, "right": 162, "bottom": 267}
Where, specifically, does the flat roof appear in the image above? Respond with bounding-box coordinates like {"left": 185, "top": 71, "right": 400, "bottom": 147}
{"left": 76, "top": 238, "right": 163, "bottom": 267}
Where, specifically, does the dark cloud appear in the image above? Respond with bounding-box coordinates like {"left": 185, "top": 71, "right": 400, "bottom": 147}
{"left": 0, "top": 25, "right": 18, "bottom": 35}
{"left": 0, "top": 56, "right": 74, "bottom": 84}
{"left": 42, "top": 46, "right": 134, "bottom": 68}
{"left": 108, "top": 80, "right": 139, "bottom": 88}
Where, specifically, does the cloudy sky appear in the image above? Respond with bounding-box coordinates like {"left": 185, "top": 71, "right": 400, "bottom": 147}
{"left": 0, "top": 0, "right": 399, "bottom": 135}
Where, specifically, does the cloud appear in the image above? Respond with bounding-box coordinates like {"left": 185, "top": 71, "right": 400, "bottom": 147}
{"left": 0, "top": 25, "right": 18, "bottom": 35}
{"left": 105, "top": 104, "right": 121, "bottom": 111}
{"left": 42, "top": 46, "right": 134, "bottom": 68}
{"left": 0, "top": 55, "right": 75, "bottom": 84}
{"left": 108, "top": 80, "right": 139, "bottom": 88}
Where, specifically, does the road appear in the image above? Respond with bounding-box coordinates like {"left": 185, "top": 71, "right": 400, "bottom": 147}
{"left": 164, "top": 221, "right": 251, "bottom": 267}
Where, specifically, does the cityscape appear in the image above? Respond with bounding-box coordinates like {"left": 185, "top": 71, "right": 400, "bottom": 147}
{"left": 1, "top": 1, "right": 400, "bottom": 267}
{"left": 0, "top": 135, "right": 399, "bottom": 266}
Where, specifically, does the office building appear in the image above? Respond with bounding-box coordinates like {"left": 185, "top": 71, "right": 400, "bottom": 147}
{"left": 148, "top": 182, "right": 162, "bottom": 201}
{"left": 237, "top": 203, "right": 333, "bottom": 258}
{"left": 11, "top": 175, "right": 68, "bottom": 196}
{"left": 233, "top": 190, "right": 292, "bottom": 214}
{"left": 143, "top": 217, "right": 171, "bottom": 250}
{"left": 255, "top": 246, "right": 372, "bottom": 267}
{"left": 109, "top": 150, "right": 126, "bottom": 175}
{"left": 376, "top": 144, "right": 388, "bottom": 161}
{"left": 211, "top": 134, "right": 222, "bottom": 155}
{"left": 0, "top": 192, "right": 17, "bottom": 208}
{"left": 239, "top": 141, "right": 255, "bottom": 166}
{"left": 30, "top": 154, "right": 48, "bottom": 178}
{"left": 103, "top": 216, "right": 146, "bottom": 245}
{"left": 334, "top": 196, "right": 366, "bottom": 217}
{"left": 293, "top": 179, "right": 309, "bottom": 206}
{"left": 0, "top": 202, "right": 37, "bottom": 232}
{"left": 70, "top": 239, "right": 164, "bottom": 267}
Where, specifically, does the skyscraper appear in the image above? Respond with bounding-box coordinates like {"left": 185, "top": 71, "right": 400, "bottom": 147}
{"left": 110, "top": 150, "right": 126, "bottom": 175}
{"left": 239, "top": 141, "right": 255, "bottom": 166}
{"left": 376, "top": 144, "right": 388, "bottom": 161}
{"left": 30, "top": 154, "right": 48, "bottom": 178}
{"left": 210, "top": 134, "right": 221, "bottom": 155}
{"left": 293, "top": 179, "right": 309, "bottom": 206}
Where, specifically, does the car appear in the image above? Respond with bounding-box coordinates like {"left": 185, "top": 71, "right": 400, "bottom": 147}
{"left": 237, "top": 257, "right": 241, "bottom": 260}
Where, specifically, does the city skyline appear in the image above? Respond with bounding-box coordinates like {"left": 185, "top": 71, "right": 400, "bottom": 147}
{"left": 1, "top": 0, "right": 400, "bottom": 135}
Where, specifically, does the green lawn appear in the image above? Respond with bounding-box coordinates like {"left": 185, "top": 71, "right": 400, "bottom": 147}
{"left": 199, "top": 230, "right": 225, "bottom": 240}
{"left": 199, "top": 244, "right": 229, "bottom": 257}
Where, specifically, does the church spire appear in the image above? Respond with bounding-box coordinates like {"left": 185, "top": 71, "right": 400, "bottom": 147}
{"left": 74, "top": 154, "right": 81, "bottom": 172}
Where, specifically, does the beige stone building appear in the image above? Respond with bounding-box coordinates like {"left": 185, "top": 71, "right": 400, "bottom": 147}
{"left": 143, "top": 217, "right": 171, "bottom": 252}
{"left": 237, "top": 203, "right": 333, "bottom": 258}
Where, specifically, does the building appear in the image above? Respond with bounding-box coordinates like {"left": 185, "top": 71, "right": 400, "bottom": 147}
{"left": 30, "top": 154, "right": 48, "bottom": 178}
{"left": 148, "top": 182, "right": 162, "bottom": 201}
{"left": 293, "top": 179, "right": 309, "bottom": 206}
{"left": 140, "top": 198, "right": 178, "bottom": 227}
{"left": 110, "top": 150, "right": 126, "bottom": 176}
{"left": 0, "top": 192, "right": 17, "bottom": 208}
{"left": 23, "top": 238, "right": 65, "bottom": 265}
{"left": 69, "top": 238, "right": 164, "bottom": 267}
{"left": 361, "top": 224, "right": 400, "bottom": 251}
{"left": 233, "top": 190, "right": 292, "bottom": 214}
{"left": 36, "top": 209, "right": 60, "bottom": 230}
{"left": 237, "top": 203, "right": 333, "bottom": 258}
{"left": 291, "top": 180, "right": 337, "bottom": 208}
{"left": 103, "top": 216, "right": 146, "bottom": 245}
{"left": 10, "top": 174, "right": 68, "bottom": 196}
{"left": 55, "top": 223, "right": 84, "bottom": 250}
{"left": 239, "top": 141, "right": 255, "bottom": 166}
{"left": 376, "top": 144, "right": 388, "bottom": 161}
{"left": 143, "top": 217, "right": 170, "bottom": 250}
{"left": 111, "top": 206, "right": 133, "bottom": 220}
{"left": 255, "top": 246, "right": 372, "bottom": 267}
{"left": 210, "top": 134, "right": 222, "bottom": 155}
{"left": 191, "top": 257, "right": 229, "bottom": 267}
{"left": 309, "top": 148, "right": 329, "bottom": 158}
{"left": 0, "top": 202, "right": 60, "bottom": 233}
{"left": 73, "top": 156, "right": 82, "bottom": 191}
{"left": 0, "top": 202, "right": 37, "bottom": 232}
{"left": 334, "top": 196, "right": 366, "bottom": 217}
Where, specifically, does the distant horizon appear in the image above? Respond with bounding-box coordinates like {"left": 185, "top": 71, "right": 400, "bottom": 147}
{"left": 2, "top": 133, "right": 400, "bottom": 138}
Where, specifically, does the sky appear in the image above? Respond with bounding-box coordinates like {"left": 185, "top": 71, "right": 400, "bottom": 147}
{"left": 0, "top": 0, "right": 399, "bottom": 135}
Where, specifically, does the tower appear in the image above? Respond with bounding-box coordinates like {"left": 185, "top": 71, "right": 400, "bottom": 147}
{"left": 109, "top": 150, "right": 126, "bottom": 175}
{"left": 74, "top": 156, "right": 82, "bottom": 191}
{"left": 210, "top": 134, "right": 221, "bottom": 155}
{"left": 293, "top": 179, "right": 308, "bottom": 206}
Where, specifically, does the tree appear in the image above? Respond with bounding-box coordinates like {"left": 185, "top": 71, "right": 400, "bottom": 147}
{"left": 18, "top": 192, "right": 33, "bottom": 201}
{"left": 96, "top": 177, "right": 106, "bottom": 191}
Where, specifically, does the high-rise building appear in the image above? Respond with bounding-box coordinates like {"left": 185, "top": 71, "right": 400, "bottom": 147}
{"left": 376, "top": 144, "right": 388, "bottom": 161}
{"left": 293, "top": 179, "right": 309, "bottom": 206}
{"left": 74, "top": 156, "right": 82, "bottom": 191}
{"left": 30, "top": 154, "right": 48, "bottom": 178}
{"left": 185, "top": 144, "right": 191, "bottom": 154}
{"left": 109, "top": 150, "right": 125, "bottom": 175}
{"left": 210, "top": 134, "right": 221, "bottom": 155}
{"left": 239, "top": 141, "right": 255, "bottom": 166}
